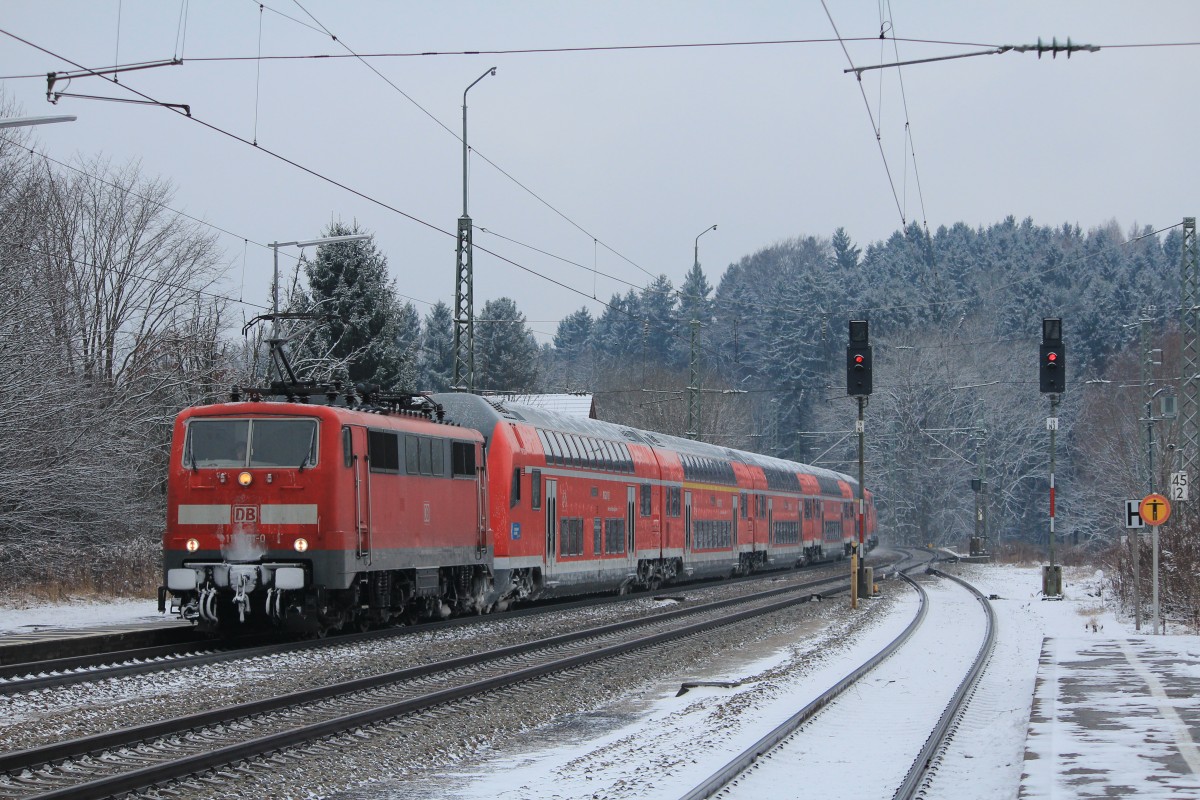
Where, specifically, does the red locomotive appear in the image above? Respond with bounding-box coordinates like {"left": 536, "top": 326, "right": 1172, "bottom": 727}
{"left": 161, "top": 388, "right": 875, "bottom": 634}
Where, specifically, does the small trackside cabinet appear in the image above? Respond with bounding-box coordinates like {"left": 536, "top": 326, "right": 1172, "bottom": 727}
{"left": 1042, "top": 564, "right": 1062, "bottom": 597}
{"left": 856, "top": 565, "right": 873, "bottom": 598}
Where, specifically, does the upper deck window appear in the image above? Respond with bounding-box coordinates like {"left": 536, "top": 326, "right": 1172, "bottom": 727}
{"left": 184, "top": 418, "right": 318, "bottom": 469}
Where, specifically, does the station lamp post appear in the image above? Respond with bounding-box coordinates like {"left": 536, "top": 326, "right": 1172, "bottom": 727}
{"left": 686, "top": 225, "right": 717, "bottom": 440}
{"left": 0, "top": 114, "right": 76, "bottom": 129}
{"left": 453, "top": 67, "right": 498, "bottom": 394}
{"left": 269, "top": 233, "right": 372, "bottom": 340}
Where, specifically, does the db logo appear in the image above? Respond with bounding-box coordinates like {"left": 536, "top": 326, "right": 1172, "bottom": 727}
{"left": 233, "top": 505, "right": 259, "bottom": 524}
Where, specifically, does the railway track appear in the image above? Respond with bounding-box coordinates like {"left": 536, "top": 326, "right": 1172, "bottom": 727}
{"left": 680, "top": 565, "right": 993, "bottom": 800}
{"left": 0, "top": 562, "right": 904, "bottom": 800}
{"left": 0, "top": 556, "right": 888, "bottom": 697}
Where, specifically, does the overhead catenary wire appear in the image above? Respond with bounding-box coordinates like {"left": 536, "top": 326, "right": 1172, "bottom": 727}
{"left": 820, "top": 0, "right": 906, "bottom": 227}
{"left": 283, "top": 0, "right": 660, "bottom": 283}
{"left": 1, "top": 237, "right": 254, "bottom": 311}
{"left": 1, "top": 29, "right": 734, "bottom": 364}
{"left": 0, "top": 133, "right": 306, "bottom": 267}
{"left": 884, "top": 0, "right": 930, "bottom": 233}
{"left": 0, "top": 33, "right": 1194, "bottom": 82}
{"left": 3, "top": 24, "right": 1185, "bottom": 371}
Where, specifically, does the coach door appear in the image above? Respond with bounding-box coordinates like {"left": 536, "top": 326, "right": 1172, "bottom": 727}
{"left": 767, "top": 498, "right": 774, "bottom": 548}
{"left": 626, "top": 486, "right": 637, "bottom": 564}
{"left": 545, "top": 479, "right": 558, "bottom": 570}
{"left": 732, "top": 494, "right": 739, "bottom": 553}
{"left": 684, "top": 491, "right": 693, "bottom": 553}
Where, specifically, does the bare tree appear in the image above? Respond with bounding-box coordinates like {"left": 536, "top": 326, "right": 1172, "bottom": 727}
{"left": 0, "top": 148, "right": 233, "bottom": 591}
{"left": 35, "top": 155, "right": 227, "bottom": 387}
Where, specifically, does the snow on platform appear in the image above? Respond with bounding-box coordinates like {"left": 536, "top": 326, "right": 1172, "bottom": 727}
{"left": 1022, "top": 635, "right": 1200, "bottom": 798}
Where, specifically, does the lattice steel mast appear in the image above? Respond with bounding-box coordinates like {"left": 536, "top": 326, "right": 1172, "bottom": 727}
{"left": 1180, "top": 217, "right": 1198, "bottom": 475}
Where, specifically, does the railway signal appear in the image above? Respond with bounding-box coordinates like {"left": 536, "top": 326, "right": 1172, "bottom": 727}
{"left": 1039, "top": 318, "right": 1065, "bottom": 394}
{"left": 846, "top": 320, "right": 872, "bottom": 610}
{"left": 1040, "top": 318, "right": 1065, "bottom": 598}
{"left": 846, "top": 320, "right": 872, "bottom": 396}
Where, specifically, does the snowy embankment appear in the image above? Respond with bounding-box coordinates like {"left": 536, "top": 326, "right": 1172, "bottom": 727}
{"left": 0, "top": 597, "right": 168, "bottom": 634}
{"left": 2, "top": 563, "right": 1176, "bottom": 800}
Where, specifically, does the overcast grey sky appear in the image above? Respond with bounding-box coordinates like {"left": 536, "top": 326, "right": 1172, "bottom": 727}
{"left": 2, "top": 2, "right": 1197, "bottom": 342}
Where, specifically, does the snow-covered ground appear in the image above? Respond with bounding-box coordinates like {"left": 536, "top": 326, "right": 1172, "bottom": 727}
{"left": 379, "top": 563, "right": 1118, "bottom": 800}
{"left": 3, "top": 563, "right": 1194, "bottom": 800}
{"left": 0, "top": 596, "right": 170, "bottom": 634}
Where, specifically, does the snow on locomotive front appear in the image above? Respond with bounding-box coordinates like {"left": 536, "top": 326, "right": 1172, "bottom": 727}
{"left": 159, "top": 398, "right": 489, "bottom": 634}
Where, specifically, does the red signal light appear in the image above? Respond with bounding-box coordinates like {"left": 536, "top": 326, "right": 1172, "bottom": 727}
{"left": 1046, "top": 352, "right": 1058, "bottom": 366}
{"left": 853, "top": 354, "right": 865, "bottom": 367}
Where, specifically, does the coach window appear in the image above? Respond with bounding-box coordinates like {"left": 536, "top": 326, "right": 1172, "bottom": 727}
{"left": 593, "top": 518, "right": 602, "bottom": 555}
{"left": 510, "top": 468, "right": 521, "bottom": 508}
{"left": 740, "top": 492, "right": 748, "bottom": 519}
{"left": 619, "top": 443, "right": 633, "bottom": 473}
{"left": 368, "top": 430, "right": 400, "bottom": 473}
{"left": 551, "top": 431, "right": 568, "bottom": 466}
{"left": 451, "top": 441, "right": 476, "bottom": 477}
{"left": 531, "top": 469, "right": 542, "bottom": 510}
{"left": 640, "top": 483, "right": 652, "bottom": 517}
{"left": 563, "top": 434, "right": 581, "bottom": 467}
{"left": 543, "top": 430, "right": 560, "bottom": 466}
{"left": 536, "top": 429, "right": 554, "bottom": 466}
{"left": 605, "top": 518, "right": 625, "bottom": 554}
{"left": 342, "top": 427, "right": 352, "bottom": 468}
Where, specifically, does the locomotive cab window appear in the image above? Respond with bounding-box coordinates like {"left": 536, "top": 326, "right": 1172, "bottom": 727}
{"left": 451, "top": 441, "right": 477, "bottom": 477}
{"left": 342, "top": 427, "right": 352, "bottom": 468}
{"left": 369, "top": 430, "right": 400, "bottom": 473}
{"left": 184, "top": 418, "right": 318, "bottom": 469}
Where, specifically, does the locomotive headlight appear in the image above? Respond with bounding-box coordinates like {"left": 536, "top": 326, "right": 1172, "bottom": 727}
{"left": 294, "top": 538, "right": 309, "bottom": 553}
{"left": 186, "top": 538, "right": 200, "bottom": 552}
{"left": 237, "top": 471, "right": 253, "bottom": 487}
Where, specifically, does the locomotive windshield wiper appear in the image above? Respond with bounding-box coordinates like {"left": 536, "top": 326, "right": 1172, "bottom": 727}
{"left": 298, "top": 428, "right": 316, "bottom": 472}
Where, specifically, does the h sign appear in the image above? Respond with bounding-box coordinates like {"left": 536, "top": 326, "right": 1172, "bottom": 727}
{"left": 1125, "top": 499, "right": 1144, "bottom": 529}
